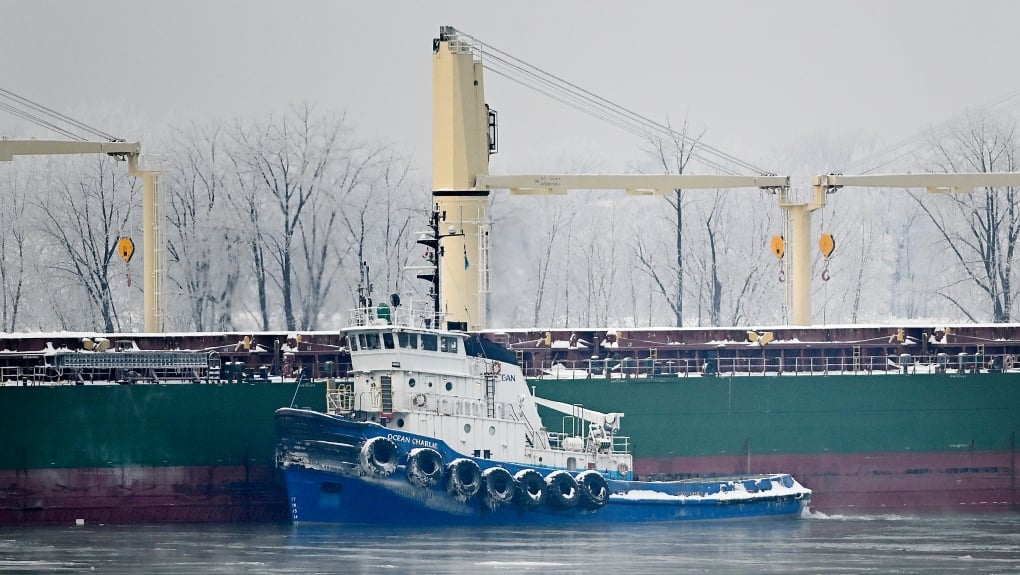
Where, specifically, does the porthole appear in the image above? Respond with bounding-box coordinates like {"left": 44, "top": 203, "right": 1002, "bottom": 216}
{"left": 488, "top": 426, "right": 496, "bottom": 436}
{"left": 463, "top": 423, "right": 472, "bottom": 434}
{"left": 397, "top": 418, "right": 405, "bottom": 427}
{"left": 408, "top": 378, "right": 416, "bottom": 388}
{"left": 445, "top": 381, "right": 453, "bottom": 391}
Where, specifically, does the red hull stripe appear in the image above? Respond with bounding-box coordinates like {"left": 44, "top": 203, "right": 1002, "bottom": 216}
{"left": 0, "top": 465, "right": 287, "bottom": 524}
{"left": 636, "top": 450, "right": 1019, "bottom": 513}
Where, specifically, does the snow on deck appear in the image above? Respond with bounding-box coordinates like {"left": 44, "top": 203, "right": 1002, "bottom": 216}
{"left": 612, "top": 475, "right": 809, "bottom": 503}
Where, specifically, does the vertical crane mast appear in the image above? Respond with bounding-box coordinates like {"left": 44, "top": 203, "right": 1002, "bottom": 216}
{"left": 432, "top": 27, "right": 494, "bottom": 331}
{"left": 129, "top": 156, "right": 163, "bottom": 333}
{"left": 777, "top": 186, "right": 828, "bottom": 326}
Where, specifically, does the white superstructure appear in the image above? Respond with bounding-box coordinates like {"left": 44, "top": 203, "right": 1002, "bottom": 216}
{"left": 332, "top": 299, "right": 633, "bottom": 478}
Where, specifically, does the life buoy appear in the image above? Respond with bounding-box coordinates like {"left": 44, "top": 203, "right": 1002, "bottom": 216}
{"left": 412, "top": 393, "right": 428, "bottom": 408}
{"left": 447, "top": 458, "right": 481, "bottom": 499}
{"left": 545, "top": 470, "right": 580, "bottom": 508}
{"left": 491, "top": 361, "right": 501, "bottom": 375}
{"left": 481, "top": 467, "right": 515, "bottom": 507}
{"left": 513, "top": 469, "right": 546, "bottom": 507}
{"left": 617, "top": 462, "right": 630, "bottom": 477}
{"left": 575, "top": 470, "right": 610, "bottom": 509}
{"left": 359, "top": 436, "right": 398, "bottom": 477}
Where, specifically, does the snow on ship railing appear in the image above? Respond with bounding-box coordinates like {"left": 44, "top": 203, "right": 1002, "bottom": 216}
{"left": 2, "top": 349, "right": 222, "bottom": 386}
{"left": 349, "top": 298, "right": 445, "bottom": 331}
{"left": 527, "top": 352, "right": 1020, "bottom": 379}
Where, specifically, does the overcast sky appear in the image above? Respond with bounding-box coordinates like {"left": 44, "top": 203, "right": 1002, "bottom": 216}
{"left": 5, "top": 0, "right": 1019, "bottom": 183}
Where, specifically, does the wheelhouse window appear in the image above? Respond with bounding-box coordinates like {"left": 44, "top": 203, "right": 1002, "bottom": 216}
{"left": 361, "top": 332, "right": 381, "bottom": 350}
{"left": 397, "top": 331, "right": 419, "bottom": 350}
{"left": 422, "top": 333, "right": 438, "bottom": 351}
{"left": 345, "top": 334, "right": 358, "bottom": 351}
{"left": 383, "top": 332, "right": 395, "bottom": 349}
{"left": 440, "top": 336, "right": 458, "bottom": 353}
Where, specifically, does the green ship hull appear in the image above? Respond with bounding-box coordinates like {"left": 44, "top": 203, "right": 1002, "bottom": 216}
{"left": 0, "top": 381, "right": 326, "bottom": 524}
{"left": 533, "top": 371, "right": 1019, "bottom": 512}
{"left": 2, "top": 325, "right": 1019, "bottom": 523}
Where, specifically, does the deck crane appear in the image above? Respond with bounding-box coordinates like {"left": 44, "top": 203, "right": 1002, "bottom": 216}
{"left": 434, "top": 26, "right": 1020, "bottom": 328}
{"left": 793, "top": 172, "right": 1020, "bottom": 325}
{"left": 0, "top": 92, "right": 163, "bottom": 332}
{"left": 432, "top": 27, "right": 789, "bottom": 331}
{"left": 532, "top": 395, "right": 624, "bottom": 434}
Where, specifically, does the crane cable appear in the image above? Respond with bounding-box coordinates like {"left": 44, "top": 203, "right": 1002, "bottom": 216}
{"left": 477, "top": 42, "right": 764, "bottom": 176}
{"left": 451, "top": 28, "right": 775, "bottom": 177}
{"left": 453, "top": 29, "right": 1020, "bottom": 180}
{"left": 479, "top": 52, "right": 745, "bottom": 176}
{"left": 0, "top": 88, "right": 122, "bottom": 142}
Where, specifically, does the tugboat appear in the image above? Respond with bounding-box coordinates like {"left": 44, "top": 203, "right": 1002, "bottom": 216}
{"left": 275, "top": 299, "right": 809, "bottom": 524}
{"left": 275, "top": 270, "right": 811, "bottom": 524}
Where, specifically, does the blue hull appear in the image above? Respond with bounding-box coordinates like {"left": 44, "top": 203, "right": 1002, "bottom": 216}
{"left": 283, "top": 467, "right": 808, "bottom": 525}
{"left": 276, "top": 409, "right": 810, "bottom": 525}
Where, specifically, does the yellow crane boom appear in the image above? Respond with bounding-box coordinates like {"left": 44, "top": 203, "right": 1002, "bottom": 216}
{"left": 0, "top": 139, "right": 163, "bottom": 332}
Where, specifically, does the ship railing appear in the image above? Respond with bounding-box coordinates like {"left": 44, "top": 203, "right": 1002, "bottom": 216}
{"left": 349, "top": 298, "right": 444, "bottom": 331}
{"left": 343, "top": 390, "right": 381, "bottom": 412}
{"left": 2, "top": 356, "right": 352, "bottom": 386}
{"left": 52, "top": 351, "right": 210, "bottom": 369}
{"left": 525, "top": 352, "right": 1018, "bottom": 379}
{"left": 501, "top": 401, "right": 552, "bottom": 450}
{"left": 50, "top": 350, "right": 219, "bottom": 384}
{"left": 0, "top": 365, "right": 25, "bottom": 385}
{"left": 610, "top": 435, "right": 631, "bottom": 454}
{"left": 326, "top": 384, "right": 355, "bottom": 414}
{"left": 0, "top": 350, "right": 221, "bottom": 385}
{"left": 545, "top": 430, "right": 631, "bottom": 455}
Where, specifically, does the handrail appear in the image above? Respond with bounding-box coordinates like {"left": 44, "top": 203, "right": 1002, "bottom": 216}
{"left": 6, "top": 352, "right": 1013, "bottom": 387}
{"left": 520, "top": 352, "right": 1015, "bottom": 379}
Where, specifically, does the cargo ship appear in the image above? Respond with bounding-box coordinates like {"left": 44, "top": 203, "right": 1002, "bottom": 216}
{"left": 1, "top": 27, "right": 1017, "bottom": 525}
{"left": 500, "top": 324, "right": 1020, "bottom": 513}
{"left": 0, "top": 332, "right": 334, "bottom": 524}
{"left": 1, "top": 323, "right": 1016, "bottom": 523}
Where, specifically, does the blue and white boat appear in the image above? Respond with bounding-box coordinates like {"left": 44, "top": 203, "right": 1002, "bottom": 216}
{"left": 275, "top": 297, "right": 811, "bottom": 525}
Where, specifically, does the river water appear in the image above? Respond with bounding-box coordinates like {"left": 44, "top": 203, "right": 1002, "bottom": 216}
{"left": 2, "top": 511, "right": 1018, "bottom": 574}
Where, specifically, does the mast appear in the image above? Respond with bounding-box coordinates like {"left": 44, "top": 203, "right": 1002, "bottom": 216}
{"left": 416, "top": 204, "right": 464, "bottom": 330}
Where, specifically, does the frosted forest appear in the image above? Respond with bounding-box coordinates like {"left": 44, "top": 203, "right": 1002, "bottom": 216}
{"left": 1, "top": 101, "right": 1018, "bottom": 334}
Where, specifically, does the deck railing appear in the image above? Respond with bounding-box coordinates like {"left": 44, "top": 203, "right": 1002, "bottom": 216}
{"left": 4, "top": 352, "right": 1015, "bottom": 387}
{"left": 520, "top": 352, "right": 1016, "bottom": 380}
{"left": 546, "top": 430, "right": 631, "bottom": 455}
